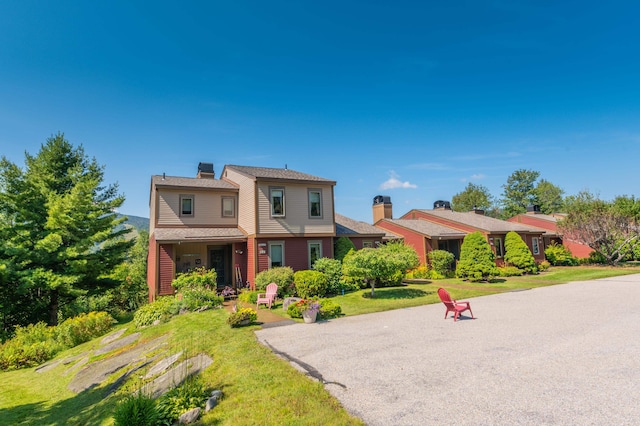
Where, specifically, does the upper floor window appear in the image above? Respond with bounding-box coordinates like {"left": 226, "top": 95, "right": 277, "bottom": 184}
{"left": 308, "top": 189, "right": 322, "bottom": 218}
{"left": 180, "top": 194, "right": 194, "bottom": 217}
{"left": 222, "top": 197, "right": 235, "bottom": 218}
{"left": 270, "top": 188, "right": 285, "bottom": 217}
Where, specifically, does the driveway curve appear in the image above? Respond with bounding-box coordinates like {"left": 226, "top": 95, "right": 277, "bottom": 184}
{"left": 255, "top": 275, "right": 640, "bottom": 425}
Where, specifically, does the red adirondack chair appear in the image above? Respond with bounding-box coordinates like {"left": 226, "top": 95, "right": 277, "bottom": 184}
{"left": 257, "top": 282, "right": 278, "bottom": 309}
{"left": 437, "top": 288, "right": 474, "bottom": 322}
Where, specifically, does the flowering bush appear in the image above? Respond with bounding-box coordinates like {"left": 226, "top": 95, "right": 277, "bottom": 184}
{"left": 226, "top": 308, "right": 257, "bottom": 327}
{"left": 287, "top": 299, "right": 320, "bottom": 319}
{"left": 220, "top": 286, "right": 236, "bottom": 297}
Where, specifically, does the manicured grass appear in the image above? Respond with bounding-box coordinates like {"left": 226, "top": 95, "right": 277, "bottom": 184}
{"left": 0, "top": 311, "right": 363, "bottom": 426}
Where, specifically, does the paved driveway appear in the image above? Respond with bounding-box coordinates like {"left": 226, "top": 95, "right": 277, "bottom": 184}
{"left": 255, "top": 275, "right": 640, "bottom": 425}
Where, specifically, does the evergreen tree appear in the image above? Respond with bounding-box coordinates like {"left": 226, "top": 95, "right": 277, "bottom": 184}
{"left": 0, "top": 133, "right": 133, "bottom": 331}
{"left": 503, "top": 231, "right": 537, "bottom": 273}
{"left": 334, "top": 237, "right": 356, "bottom": 262}
{"left": 456, "top": 232, "right": 498, "bottom": 281}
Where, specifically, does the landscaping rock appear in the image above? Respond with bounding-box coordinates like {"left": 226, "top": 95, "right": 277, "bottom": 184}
{"left": 205, "top": 390, "right": 223, "bottom": 412}
{"left": 94, "top": 332, "right": 141, "bottom": 356}
{"left": 100, "top": 328, "right": 126, "bottom": 345}
{"left": 64, "top": 356, "right": 90, "bottom": 376}
{"left": 142, "top": 353, "right": 213, "bottom": 398}
{"left": 152, "top": 319, "right": 161, "bottom": 326}
{"left": 143, "top": 351, "right": 183, "bottom": 379}
{"left": 283, "top": 297, "right": 301, "bottom": 310}
{"left": 179, "top": 407, "right": 201, "bottom": 424}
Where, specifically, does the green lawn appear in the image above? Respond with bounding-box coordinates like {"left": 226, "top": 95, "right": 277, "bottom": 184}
{"left": 1, "top": 265, "right": 638, "bottom": 425}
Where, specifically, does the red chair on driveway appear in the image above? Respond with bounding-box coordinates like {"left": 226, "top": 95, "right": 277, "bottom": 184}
{"left": 437, "top": 288, "right": 474, "bottom": 322}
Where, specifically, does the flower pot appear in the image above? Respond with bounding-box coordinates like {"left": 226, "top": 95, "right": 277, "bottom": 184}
{"left": 302, "top": 310, "right": 317, "bottom": 324}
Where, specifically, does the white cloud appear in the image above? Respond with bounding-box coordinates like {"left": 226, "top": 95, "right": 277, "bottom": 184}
{"left": 470, "top": 173, "right": 486, "bottom": 180}
{"left": 379, "top": 171, "right": 418, "bottom": 190}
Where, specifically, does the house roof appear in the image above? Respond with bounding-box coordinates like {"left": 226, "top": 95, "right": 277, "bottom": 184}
{"left": 382, "top": 219, "right": 468, "bottom": 239}
{"left": 335, "top": 213, "right": 388, "bottom": 237}
{"left": 151, "top": 175, "right": 238, "bottom": 190}
{"left": 415, "top": 209, "right": 546, "bottom": 234}
{"left": 152, "top": 227, "right": 246, "bottom": 242}
{"left": 223, "top": 165, "right": 336, "bottom": 185}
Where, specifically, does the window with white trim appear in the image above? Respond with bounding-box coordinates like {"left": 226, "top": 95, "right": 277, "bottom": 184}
{"left": 308, "top": 189, "right": 322, "bottom": 218}
{"left": 270, "top": 188, "right": 285, "bottom": 217}
{"left": 269, "top": 242, "right": 284, "bottom": 268}
{"left": 308, "top": 241, "right": 322, "bottom": 268}
{"left": 532, "top": 237, "right": 540, "bottom": 255}
{"left": 180, "top": 194, "right": 194, "bottom": 217}
{"left": 222, "top": 197, "right": 235, "bottom": 218}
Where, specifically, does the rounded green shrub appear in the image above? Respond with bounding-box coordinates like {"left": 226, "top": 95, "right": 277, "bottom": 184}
{"left": 428, "top": 250, "right": 455, "bottom": 278}
{"left": 133, "top": 297, "right": 181, "bottom": 327}
{"left": 55, "top": 311, "right": 115, "bottom": 347}
{"left": 503, "top": 231, "right": 538, "bottom": 273}
{"left": 237, "top": 290, "right": 259, "bottom": 304}
{"left": 312, "top": 257, "right": 343, "bottom": 295}
{"left": 254, "top": 267, "right": 294, "bottom": 297}
{"left": 226, "top": 308, "right": 257, "bottom": 327}
{"left": 171, "top": 267, "right": 217, "bottom": 291}
{"left": 294, "top": 270, "right": 328, "bottom": 298}
{"left": 456, "top": 232, "right": 499, "bottom": 282}
{"left": 334, "top": 237, "right": 356, "bottom": 262}
{"left": 497, "top": 266, "right": 524, "bottom": 277}
{"left": 545, "top": 242, "right": 578, "bottom": 266}
{"left": 318, "top": 299, "right": 342, "bottom": 319}
{"left": 179, "top": 288, "right": 223, "bottom": 311}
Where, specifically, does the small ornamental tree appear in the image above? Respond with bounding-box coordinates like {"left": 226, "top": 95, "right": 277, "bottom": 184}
{"left": 312, "top": 257, "right": 343, "bottom": 295}
{"left": 334, "top": 237, "right": 356, "bottom": 262}
{"left": 503, "top": 231, "right": 538, "bottom": 273}
{"left": 428, "top": 250, "right": 455, "bottom": 279}
{"left": 456, "top": 232, "right": 499, "bottom": 282}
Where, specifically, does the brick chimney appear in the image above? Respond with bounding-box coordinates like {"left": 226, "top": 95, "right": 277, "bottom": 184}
{"left": 372, "top": 195, "right": 393, "bottom": 223}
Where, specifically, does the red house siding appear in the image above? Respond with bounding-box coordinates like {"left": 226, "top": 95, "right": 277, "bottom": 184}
{"left": 247, "top": 238, "right": 256, "bottom": 288}
{"left": 158, "top": 244, "right": 175, "bottom": 296}
{"left": 147, "top": 234, "right": 157, "bottom": 302}
{"left": 375, "top": 221, "right": 428, "bottom": 265}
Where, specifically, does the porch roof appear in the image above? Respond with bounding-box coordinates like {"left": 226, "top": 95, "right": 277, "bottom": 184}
{"left": 153, "top": 227, "right": 247, "bottom": 243}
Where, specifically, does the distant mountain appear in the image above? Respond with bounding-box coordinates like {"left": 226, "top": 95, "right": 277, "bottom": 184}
{"left": 120, "top": 214, "right": 150, "bottom": 232}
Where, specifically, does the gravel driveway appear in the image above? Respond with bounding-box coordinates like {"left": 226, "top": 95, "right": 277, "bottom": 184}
{"left": 255, "top": 275, "right": 640, "bottom": 425}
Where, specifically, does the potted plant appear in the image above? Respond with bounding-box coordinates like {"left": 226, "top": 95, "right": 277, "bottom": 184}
{"left": 295, "top": 299, "right": 321, "bottom": 324}
{"left": 226, "top": 307, "right": 257, "bottom": 327}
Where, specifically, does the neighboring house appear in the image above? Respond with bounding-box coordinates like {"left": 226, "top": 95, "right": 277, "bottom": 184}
{"left": 335, "top": 213, "right": 390, "bottom": 249}
{"left": 372, "top": 196, "right": 547, "bottom": 266}
{"left": 507, "top": 207, "right": 593, "bottom": 258}
{"left": 147, "top": 163, "right": 378, "bottom": 300}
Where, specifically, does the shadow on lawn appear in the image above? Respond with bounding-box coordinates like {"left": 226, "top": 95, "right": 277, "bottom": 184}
{"left": 362, "top": 288, "right": 433, "bottom": 300}
{"left": 0, "top": 384, "right": 115, "bottom": 425}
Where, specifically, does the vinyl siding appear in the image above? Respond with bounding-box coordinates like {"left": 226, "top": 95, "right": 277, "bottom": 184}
{"left": 223, "top": 168, "right": 257, "bottom": 235}
{"left": 256, "top": 183, "right": 334, "bottom": 235}
{"left": 147, "top": 233, "right": 157, "bottom": 301}
{"left": 158, "top": 244, "right": 175, "bottom": 296}
{"left": 157, "top": 189, "right": 238, "bottom": 227}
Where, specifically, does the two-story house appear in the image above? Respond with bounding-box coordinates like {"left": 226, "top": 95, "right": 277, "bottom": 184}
{"left": 147, "top": 163, "right": 340, "bottom": 300}
{"left": 372, "top": 196, "right": 547, "bottom": 266}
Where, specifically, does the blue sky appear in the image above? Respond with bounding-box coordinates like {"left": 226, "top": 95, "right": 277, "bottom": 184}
{"left": 1, "top": 1, "right": 639, "bottom": 222}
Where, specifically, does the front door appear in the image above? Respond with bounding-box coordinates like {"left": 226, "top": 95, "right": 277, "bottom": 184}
{"left": 209, "top": 248, "right": 228, "bottom": 288}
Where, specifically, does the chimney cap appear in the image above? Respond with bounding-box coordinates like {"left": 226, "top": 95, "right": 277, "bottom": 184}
{"left": 373, "top": 195, "right": 392, "bottom": 205}
{"left": 198, "top": 162, "right": 214, "bottom": 174}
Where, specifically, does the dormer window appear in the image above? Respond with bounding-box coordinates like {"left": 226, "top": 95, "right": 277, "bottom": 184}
{"left": 270, "top": 187, "right": 285, "bottom": 217}
{"left": 180, "top": 195, "right": 194, "bottom": 217}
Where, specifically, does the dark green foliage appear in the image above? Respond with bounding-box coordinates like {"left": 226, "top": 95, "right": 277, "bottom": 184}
{"left": 312, "top": 257, "right": 343, "bottom": 295}
{"left": 451, "top": 182, "right": 495, "bottom": 212}
{"left": 155, "top": 375, "right": 209, "bottom": 425}
{"left": 0, "top": 134, "right": 133, "bottom": 330}
{"left": 113, "top": 390, "right": 159, "bottom": 426}
{"left": 254, "top": 267, "right": 294, "bottom": 297}
{"left": 456, "top": 232, "right": 499, "bottom": 282}
{"left": 179, "top": 288, "right": 223, "bottom": 311}
{"left": 334, "top": 237, "right": 356, "bottom": 262}
{"left": 428, "top": 250, "right": 455, "bottom": 278}
{"left": 503, "top": 231, "right": 538, "bottom": 273}
{"left": 133, "top": 297, "right": 181, "bottom": 327}
{"left": 544, "top": 242, "right": 578, "bottom": 266}
{"left": 318, "top": 299, "right": 342, "bottom": 320}
{"left": 171, "top": 267, "right": 217, "bottom": 291}
{"left": 294, "top": 270, "right": 328, "bottom": 298}
{"left": 501, "top": 169, "right": 541, "bottom": 218}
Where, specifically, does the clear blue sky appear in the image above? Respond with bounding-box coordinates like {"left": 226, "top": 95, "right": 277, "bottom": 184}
{"left": 1, "top": 1, "right": 639, "bottom": 222}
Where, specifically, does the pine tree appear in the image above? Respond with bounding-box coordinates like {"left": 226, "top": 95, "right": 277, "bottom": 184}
{"left": 503, "top": 231, "right": 537, "bottom": 273}
{"left": 456, "top": 232, "right": 498, "bottom": 281}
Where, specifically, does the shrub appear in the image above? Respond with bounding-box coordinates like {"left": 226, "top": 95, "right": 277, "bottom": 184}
{"left": 55, "top": 311, "right": 115, "bottom": 348}
{"left": 237, "top": 290, "right": 258, "bottom": 304}
{"left": 544, "top": 242, "right": 578, "bottom": 266}
{"left": 537, "top": 260, "right": 551, "bottom": 271}
{"left": 226, "top": 308, "right": 257, "bottom": 327}
{"left": 406, "top": 265, "right": 430, "bottom": 280}
{"left": 334, "top": 237, "right": 355, "bottom": 262}
{"left": 171, "top": 267, "right": 217, "bottom": 291}
{"left": 503, "top": 231, "right": 538, "bottom": 273}
{"left": 456, "top": 232, "right": 499, "bottom": 282}
{"left": 155, "top": 375, "right": 209, "bottom": 425}
{"left": 113, "top": 390, "right": 159, "bottom": 426}
{"left": 428, "top": 250, "right": 455, "bottom": 278}
{"left": 254, "top": 267, "right": 294, "bottom": 297}
{"left": 497, "top": 266, "right": 524, "bottom": 277}
{"left": 179, "top": 288, "right": 223, "bottom": 311}
{"left": 312, "top": 258, "right": 343, "bottom": 295}
{"left": 294, "top": 270, "right": 328, "bottom": 298}
{"left": 318, "top": 299, "right": 342, "bottom": 320}
{"left": 134, "top": 297, "right": 181, "bottom": 327}
{"left": 0, "top": 339, "right": 57, "bottom": 370}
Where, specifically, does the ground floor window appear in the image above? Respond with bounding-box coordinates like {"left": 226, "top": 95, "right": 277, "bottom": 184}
{"left": 532, "top": 237, "right": 540, "bottom": 255}
{"left": 362, "top": 241, "right": 373, "bottom": 248}
{"left": 494, "top": 237, "right": 504, "bottom": 258}
{"left": 308, "top": 241, "right": 322, "bottom": 268}
{"left": 269, "top": 242, "right": 284, "bottom": 267}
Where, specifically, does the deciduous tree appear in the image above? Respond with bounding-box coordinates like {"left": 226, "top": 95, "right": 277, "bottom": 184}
{"left": 451, "top": 183, "right": 495, "bottom": 213}
{"left": 500, "top": 169, "right": 540, "bottom": 218}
